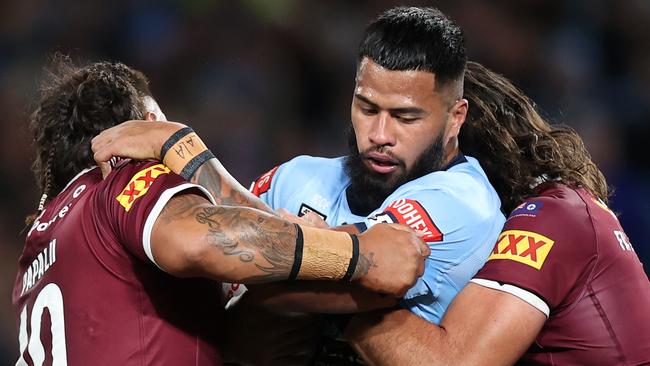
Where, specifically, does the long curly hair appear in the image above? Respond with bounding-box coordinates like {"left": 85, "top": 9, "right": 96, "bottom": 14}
{"left": 29, "top": 57, "right": 151, "bottom": 219}
{"left": 460, "top": 61, "right": 609, "bottom": 213}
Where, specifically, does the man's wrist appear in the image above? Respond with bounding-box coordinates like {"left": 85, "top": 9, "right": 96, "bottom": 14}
{"left": 291, "top": 225, "right": 359, "bottom": 281}
{"left": 160, "top": 126, "right": 214, "bottom": 179}
{"left": 160, "top": 126, "right": 194, "bottom": 161}
{"left": 150, "top": 122, "right": 189, "bottom": 160}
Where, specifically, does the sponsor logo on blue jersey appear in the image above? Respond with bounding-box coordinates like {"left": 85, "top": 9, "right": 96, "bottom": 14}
{"left": 299, "top": 203, "right": 328, "bottom": 220}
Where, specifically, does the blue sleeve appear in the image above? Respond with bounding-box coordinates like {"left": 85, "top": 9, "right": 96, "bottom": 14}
{"left": 364, "top": 187, "right": 504, "bottom": 324}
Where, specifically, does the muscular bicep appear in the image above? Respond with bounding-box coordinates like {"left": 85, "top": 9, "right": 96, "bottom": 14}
{"left": 150, "top": 192, "right": 213, "bottom": 276}
{"left": 150, "top": 192, "right": 297, "bottom": 282}
{"left": 348, "top": 283, "right": 545, "bottom": 365}
{"left": 438, "top": 283, "right": 545, "bottom": 364}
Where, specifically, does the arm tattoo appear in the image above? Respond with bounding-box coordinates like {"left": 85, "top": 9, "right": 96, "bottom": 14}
{"left": 189, "top": 159, "right": 275, "bottom": 214}
{"left": 352, "top": 252, "right": 375, "bottom": 281}
{"left": 196, "top": 206, "right": 296, "bottom": 281}
{"left": 156, "top": 192, "right": 205, "bottom": 225}
{"left": 159, "top": 194, "right": 379, "bottom": 284}
{"left": 160, "top": 196, "right": 295, "bottom": 282}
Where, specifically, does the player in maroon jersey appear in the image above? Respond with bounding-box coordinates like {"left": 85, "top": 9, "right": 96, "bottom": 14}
{"left": 12, "top": 59, "right": 429, "bottom": 365}
{"left": 343, "top": 62, "right": 650, "bottom": 364}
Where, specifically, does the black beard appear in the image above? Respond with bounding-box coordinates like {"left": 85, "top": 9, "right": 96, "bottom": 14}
{"left": 344, "top": 125, "right": 446, "bottom": 215}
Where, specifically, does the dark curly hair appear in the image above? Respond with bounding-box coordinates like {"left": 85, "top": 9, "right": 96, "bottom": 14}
{"left": 29, "top": 56, "right": 151, "bottom": 220}
{"left": 460, "top": 61, "right": 609, "bottom": 213}
{"left": 359, "top": 6, "right": 466, "bottom": 88}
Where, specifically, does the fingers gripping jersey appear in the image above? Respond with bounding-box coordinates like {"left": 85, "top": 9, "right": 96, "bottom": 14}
{"left": 472, "top": 184, "right": 650, "bottom": 365}
{"left": 251, "top": 155, "right": 505, "bottom": 323}
{"left": 13, "top": 162, "right": 224, "bottom": 366}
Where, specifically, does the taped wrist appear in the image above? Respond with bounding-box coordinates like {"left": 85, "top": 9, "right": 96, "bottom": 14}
{"left": 160, "top": 127, "right": 214, "bottom": 180}
{"left": 289, "top": 224, "right": 360, "bottom": 281}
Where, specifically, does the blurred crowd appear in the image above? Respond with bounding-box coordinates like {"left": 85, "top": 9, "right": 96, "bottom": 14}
{"left": 0, "top": 0, "right": 648, "bottom": 362}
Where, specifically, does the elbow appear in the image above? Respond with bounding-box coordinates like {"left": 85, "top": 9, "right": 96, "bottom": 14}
{"left": 162, "top": 236, "right": 253, "bottom": 283}
{"left": 179, "top": 240, "right": 214, "bottom": 278}
{"left": 156, "top": 238, "right": 211, "bottom": 278}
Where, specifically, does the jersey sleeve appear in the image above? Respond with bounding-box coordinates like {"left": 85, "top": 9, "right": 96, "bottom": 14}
{"left": 472, "top": 196, "right": 596, "bottom": 316}
{"left": 364, "top": 188, "right": 504, "bottom": 323}
{"left": 249, "top": 156, "right": 316, "bottom": 212}
{"left": 99, "top": 161, "right": 216, "bottom": 268}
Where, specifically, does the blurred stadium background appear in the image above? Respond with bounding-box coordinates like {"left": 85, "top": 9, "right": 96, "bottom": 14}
{"left": 0, "top": 0, "right": 648, "bottom": 362}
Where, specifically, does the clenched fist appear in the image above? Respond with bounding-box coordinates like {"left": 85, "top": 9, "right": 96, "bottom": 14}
{"left": 354, "top": 223, "right": 430, "bottom": 297}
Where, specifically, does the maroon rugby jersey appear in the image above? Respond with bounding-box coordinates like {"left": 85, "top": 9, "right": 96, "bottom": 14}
{"left": 472, "top": 184, "right": 650, "bottom": 365}
{"left": 12, "top": 161, "right": 224, "bottom": 365}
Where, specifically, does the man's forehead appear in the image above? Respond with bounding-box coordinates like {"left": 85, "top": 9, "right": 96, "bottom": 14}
{"left": 355, "top": 58, "right": 442, "bottom": 107}
{"left": 357, "top": 58, "right": 437, "bottom": 88}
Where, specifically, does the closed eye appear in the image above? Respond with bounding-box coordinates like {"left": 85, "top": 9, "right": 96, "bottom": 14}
{"left": 395, "top": 115, "right": 419, "bottom": 123}
{"left": 361, "top": 106, "right": 379, "bottom": 115}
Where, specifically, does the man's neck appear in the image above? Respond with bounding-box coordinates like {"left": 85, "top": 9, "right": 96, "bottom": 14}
{"left": 443, "top": 144, "right": 461, "bottom": 168}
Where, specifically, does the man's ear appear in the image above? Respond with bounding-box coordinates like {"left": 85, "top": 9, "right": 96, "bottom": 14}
{"left": 445, "top": 98, "right": 468, "bottom": 144}
{"left": 144, "top": 111, "right": 158, "bottom": 121}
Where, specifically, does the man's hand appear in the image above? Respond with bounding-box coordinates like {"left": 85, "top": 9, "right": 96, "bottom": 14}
{"left": 91, "top": 120, "right": 186, "bottom": 177}
{"left": 354, "top": 224, "right": 429, "bottom": 297}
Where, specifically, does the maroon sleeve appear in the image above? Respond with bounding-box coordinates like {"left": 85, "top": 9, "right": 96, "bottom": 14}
{"left": 474, "top": 195, "right": 596, "bottom": 310}
{"left": 98, "top": 161, "right": 213, "bottom": 264}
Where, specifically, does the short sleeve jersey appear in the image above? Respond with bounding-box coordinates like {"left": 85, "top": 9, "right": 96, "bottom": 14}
{"left": 250, "top": 154, "right": 505, "bottom": 323}
{"left": 12, "top": 161, "right": 224, "bottom": 366}
{"left": 472, "top": 184, "right": 650, "bottom": 365}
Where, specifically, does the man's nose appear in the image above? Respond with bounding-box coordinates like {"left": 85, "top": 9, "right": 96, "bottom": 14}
{"left": 368, "top": 113, "right": 396, "bottom": 146}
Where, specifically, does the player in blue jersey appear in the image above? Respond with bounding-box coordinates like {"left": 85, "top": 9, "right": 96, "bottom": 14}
{"left": 94, "top": 6, "right": 503, "bottom": 320}
{"left": 241, "top": 7, "right": 505, "bottom": 328}
{"left": 340, "top": 61, "right": 650, "bottom": 366}
{"left": 91, "top": 7, "right": 557, "bottom": 364}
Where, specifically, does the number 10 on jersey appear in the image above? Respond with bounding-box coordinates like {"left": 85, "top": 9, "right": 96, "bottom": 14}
{"left": 16, "top": 283, "right": 68, "bottom": 366}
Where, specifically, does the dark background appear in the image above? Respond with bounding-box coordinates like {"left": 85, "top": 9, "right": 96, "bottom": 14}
{"left": 1, "top": 0, "right": 648, "bottom": 361}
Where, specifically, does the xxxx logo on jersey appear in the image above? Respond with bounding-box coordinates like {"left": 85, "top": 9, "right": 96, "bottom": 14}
{"left": 116, "top": 164, "right": 171, "bottom": 212}
{"left": 488, "top": 230, "right": 555, "bottom": 270}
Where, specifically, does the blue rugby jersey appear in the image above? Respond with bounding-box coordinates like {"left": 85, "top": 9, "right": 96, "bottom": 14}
{"left": 252, "top": 154, "right": 505, "bottom": 323}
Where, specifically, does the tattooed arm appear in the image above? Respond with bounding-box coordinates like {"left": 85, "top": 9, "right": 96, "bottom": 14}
{"left": 95, "top": 121, "right": 429, "bottom": 296}
{"left": 151, "top": 192, "right": 428, "bottom": 294}
{"left": 189, "top": 157, "right": 274, "bottom": 213}
{"left": 92, "top": 120, "right": 274, "bottom": 214}
{"left": 152, "top": 192, "right": 295, "bottom": 282}
{"left": 245, "top": 209, "right": 395, "bottom": 312}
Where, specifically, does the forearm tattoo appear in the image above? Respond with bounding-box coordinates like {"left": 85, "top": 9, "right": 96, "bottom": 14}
{"left": 189, "top": 160, "right": 276, "bottom": 214}
{"left": 160, "top": 195, "right": 294, "bottom": 281}
{"left": 196, "top": 206, "right": 295, "bottom": 280}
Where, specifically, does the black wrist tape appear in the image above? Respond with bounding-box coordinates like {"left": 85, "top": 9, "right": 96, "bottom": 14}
{"left": 288, "top": 223, "right": 304, "bottom": 281}
{"left": 178, "top": 150, "right": 215, "bottom": 180}
{"left": 160, "top": 127, "right": 193, "bottom": 160}
{"left": 341, "top": 234, "right": 359, "bottom": 282}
